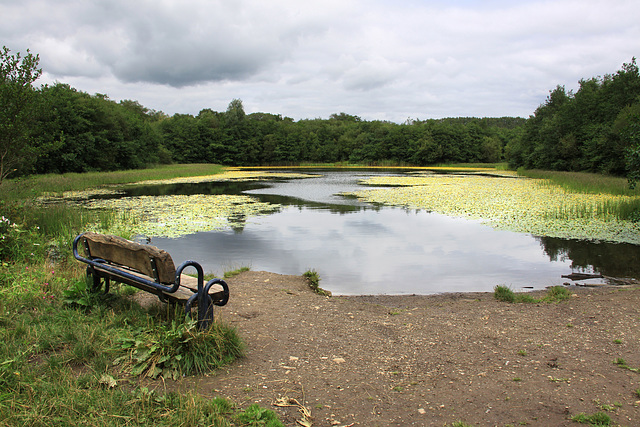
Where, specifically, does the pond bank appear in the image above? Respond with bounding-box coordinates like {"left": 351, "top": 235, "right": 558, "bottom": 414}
{"left": 158, "top": 270, "right": 640, "bottom": 427}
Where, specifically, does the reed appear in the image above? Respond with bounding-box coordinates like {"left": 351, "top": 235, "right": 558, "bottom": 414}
{"left": 517, "top": 169, "right": 640, "bottom": 222}
{"left": 517, "top": 169, "right": 639, "bottom": 196}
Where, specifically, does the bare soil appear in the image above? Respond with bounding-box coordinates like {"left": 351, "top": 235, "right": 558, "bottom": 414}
{"left": 170, "top": 271, "right": 640, "bottom": 426}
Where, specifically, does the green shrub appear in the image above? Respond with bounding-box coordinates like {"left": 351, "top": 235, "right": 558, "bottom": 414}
{"left": 303, "top": 269, "right": 331, "bottom": 296}
{"left": 235, "top": 403, "right": 284, "bottom": 427}
{"left": 494, "top": 285, "right": 573, "bottom": 304}
{"left": 494, "top": 285, "right": 515, "bottom": 302}
{"left": 113, "top": 317, "right": 244, "bottom": 380}
{"left": 543, "top": 286, "right": 572, "bottom": 302}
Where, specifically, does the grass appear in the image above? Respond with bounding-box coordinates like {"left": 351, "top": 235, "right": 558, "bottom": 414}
{"left": 1, "top": 164, "right": 226, "bottom": 202}
{"left": 571, "top": 411, "right": 612, "bottom": 426}
{"left": 518, "top": 169, "right": 640, "bottom": 222}
{"left": 223, "top": 266, "right": 251, "bottom": 279}
{"left": 517, "top": 169, "right": 639, "bottom": 196}
{"left": 0, "top": 164, "right": 286, "bottom": 425}
{"left": 494, "top": 285, "right": 573, "bottom": 303}
{"left": 613, "top": 357, "right": 640, "bottom": 373}
{"left": 303, "top": 269, "right": 332, "bottom": 296}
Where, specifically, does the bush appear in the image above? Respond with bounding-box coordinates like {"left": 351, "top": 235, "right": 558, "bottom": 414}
{"left": 113, "top": 317, "right": 244, "bottom": 380}
{"left": 494, "top": 285, "right": 573, "bottom": 304}
{"left": 493, "top": 285, "right": 515, "bottom": 302}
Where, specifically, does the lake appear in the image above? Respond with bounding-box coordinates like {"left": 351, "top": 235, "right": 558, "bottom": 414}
{"left": 127, "top": 169, "right": 639, "bottom": 295}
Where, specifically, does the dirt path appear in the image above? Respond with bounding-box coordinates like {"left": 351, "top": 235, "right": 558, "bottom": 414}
{"left": 170, "top": 271, "right": 640, "bottom": 426}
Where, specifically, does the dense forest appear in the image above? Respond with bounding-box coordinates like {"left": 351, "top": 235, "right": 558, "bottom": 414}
{"left": 506, "top": 58, "right": 640, "bottom": 184}
{"left": 14, "top": 83, "right": 526, "bottom": 177}
{"left": 1, "top": 46, "right": 639, "bottom": 183}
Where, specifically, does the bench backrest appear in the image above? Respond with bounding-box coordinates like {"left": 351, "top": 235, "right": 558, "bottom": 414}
{"left": 81, "top": 232, "right": 177, "bottom": 284}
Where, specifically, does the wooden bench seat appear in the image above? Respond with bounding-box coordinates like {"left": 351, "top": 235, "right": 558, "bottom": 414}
{"left": 73, "top": 232, "right": 229, "bottom": 328}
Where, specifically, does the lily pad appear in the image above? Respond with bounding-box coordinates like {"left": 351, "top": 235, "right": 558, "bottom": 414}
{"left": 348, "top": 174, "right": 640, "bottom": 244}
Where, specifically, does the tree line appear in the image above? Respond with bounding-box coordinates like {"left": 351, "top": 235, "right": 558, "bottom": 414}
{"left": 506, "top": 58, "right": 640, "bottom": 185}
{"left": 4, "top": 86, "right": 525, "bottom": 178}
{"left": 1, "top": 45, "right": 639, "bottom": 184}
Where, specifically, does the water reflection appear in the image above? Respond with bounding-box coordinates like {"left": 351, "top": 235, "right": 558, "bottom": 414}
{"left": 537, "top": 237, "right": 640, "bottom": 278}
{"left": 154, "top": 208, "right": 580, "bottom": 295}
{"left": 124, "top": 169, "right": 640, "bottom": 295}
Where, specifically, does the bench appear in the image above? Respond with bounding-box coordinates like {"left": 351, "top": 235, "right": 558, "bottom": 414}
{"left": 72, "top": 232, "right": 229, "bottom": 328}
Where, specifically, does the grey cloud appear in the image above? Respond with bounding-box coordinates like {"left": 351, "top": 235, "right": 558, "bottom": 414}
{"left": 2, "top": 0, "right": 639, "bottom": 121}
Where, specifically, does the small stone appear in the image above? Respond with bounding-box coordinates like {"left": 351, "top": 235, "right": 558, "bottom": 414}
{"left": 333, "top": 358, "right": 346, "bottom": 364}
{"left": 418, "top": 408, "right": 426, "bottom": 414}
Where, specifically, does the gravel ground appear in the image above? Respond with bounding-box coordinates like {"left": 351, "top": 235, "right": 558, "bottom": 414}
{"left": 166, "top": 271, "right": 640, "bottom": 427}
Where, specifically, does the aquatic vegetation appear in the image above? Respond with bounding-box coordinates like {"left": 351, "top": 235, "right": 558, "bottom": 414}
{"left": 134, "top": 168, "right": 318, "bottom": 186}
{"left": 34, "top": 169, "right": 313, "bottom": 238}
{"left": 347, "top": 174, "right": 640, "bottom": 244}
{"left": 83, "top": 194, "right": 281, "bottom": 238}
{"left": 37, "top": 188, "right": 126, "bottom": 203}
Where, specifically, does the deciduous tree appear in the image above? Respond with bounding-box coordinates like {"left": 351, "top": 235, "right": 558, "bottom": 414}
{"left": 0, "top": 46, "right": 42, "bottom": 182}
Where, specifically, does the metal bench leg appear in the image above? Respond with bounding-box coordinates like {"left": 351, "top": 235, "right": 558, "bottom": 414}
{"left": 86, "top": 266, "right": 110, "bottom": 295}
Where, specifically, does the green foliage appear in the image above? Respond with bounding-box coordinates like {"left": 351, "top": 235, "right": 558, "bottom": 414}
{"left": 113, "top": 316, "right": 244, "bottom": 380}
{"left": 494, "top": 285, "right": 516, "bottom": 302}
{"left": 34, "top": 83, "right": 165, "bottom": 174}
{"left": 0, "top": 46, "right": 43, "bottom": 182}
{"left": 571, "top": 411, "right": 612, "bottom": 426}
{"left": 494, "top": 285, "right": 572, "bottom": 304}
{"left": 234, "top": 403, "right": 284, "bottom": 427}
{"left": 508, "top": 58, "right": 640, "bottom": 184}
{"left": 303, "top": 269, "right": 331, "bottom": 296}
{"left": 223, "top": 266, "right": 251, "bottom": 278}
{"left": 0, "top": 214, "right": 45, "bottom": 263}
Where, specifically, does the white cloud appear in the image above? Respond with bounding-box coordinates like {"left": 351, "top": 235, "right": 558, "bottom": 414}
{"left": 1, "top": 0, "right": 639, "bottom": 121}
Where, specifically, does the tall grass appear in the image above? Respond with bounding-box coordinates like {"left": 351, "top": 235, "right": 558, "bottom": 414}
{"left": 517, "top": 169, "right": 640, "bottom": 196}
{"left": 518, "top": 169, "right": 640, "bottom": 222}
{"left": 0, "top": 163, "right": 225, "bottom": 202}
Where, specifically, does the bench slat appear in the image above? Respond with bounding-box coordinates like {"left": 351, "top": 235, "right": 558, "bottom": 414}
{"left": 82, "top": 232, "right": 176, "bottom": 284}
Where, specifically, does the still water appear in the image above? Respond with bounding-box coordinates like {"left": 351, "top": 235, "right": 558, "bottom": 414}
{"left": 136, "top": 170, "right": 639, "bottom": 295}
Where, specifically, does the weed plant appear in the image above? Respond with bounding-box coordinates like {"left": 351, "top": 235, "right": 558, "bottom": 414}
{"left": 303, "top": 269, "right": 331, "bottom": 296}
{"left": 494, "top": 285, "right": 572, "bottom": 303}
{"left": 571, "top": 411, "right": 612, "bottom": 425}
{"left": 223, "top": 266, "right": 251, "bottom": 278}
{"left": 114, "top": 314, "right": 244, "bottom": 380}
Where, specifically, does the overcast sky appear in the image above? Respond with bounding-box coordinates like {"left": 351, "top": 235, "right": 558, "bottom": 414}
{"left": 2, "top": 0, "right": 639, "bottom": 122}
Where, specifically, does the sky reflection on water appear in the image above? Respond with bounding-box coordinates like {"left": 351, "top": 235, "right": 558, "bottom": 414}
{"left": 141, "top": 169, "right": 605, "bottom": 295}
{"left": 153, "top": 207, "right": 575, "bottom": 295}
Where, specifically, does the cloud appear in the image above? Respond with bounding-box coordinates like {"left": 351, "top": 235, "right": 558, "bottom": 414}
{"left": 1, "top": 0, "right": 639, "bottom": 121}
